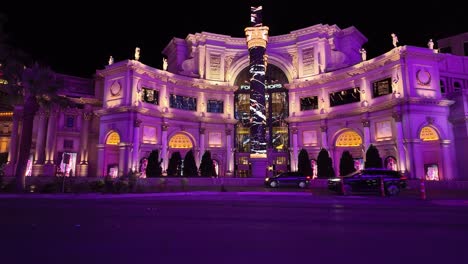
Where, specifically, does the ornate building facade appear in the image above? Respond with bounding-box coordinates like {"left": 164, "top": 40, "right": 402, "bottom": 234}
{"left": 2, "top": 24, "right": 468, "bottom": 181}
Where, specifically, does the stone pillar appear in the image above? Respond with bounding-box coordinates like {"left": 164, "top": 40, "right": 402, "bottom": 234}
{"left": 76, "top": 110, "right": 93, "bottom": 177}
{"left": 199, "top": 127, "right": 205, "bottom": 167}
{"left": 32, "top": 110, "right": 48, "bottom": 176}
{"left": 362, "top": 118, "right": 371, "bottom": 152}
{"left": 393, "top": 112, "right": 407, "bottom": 173}
{"left": 45, "top": 109, "right": 58, "bottom": 164}
{"left": 118, "top": 143, "right": 131, "bottom": 177}
{"left": 43, "top": 109, "right": 59, "bottom": 176}
{"left": 132, "top": 119, "right": 142, "bottom": 171}
{"left": 291, "top": 127, "right": 298, "bottom": 171}
{"left": 96, "top": 144, "right": 105, "bottom": 177}
{"left": 441, "top": 141, "right": 454, "bottom": 180}
{"left": 411, "top": 141, "right": 424, "bottom": 179}
{"left": 34, "top": 110, "right": 48, "bottom": 164}
{"left": 5, "top": 106, "right": 22, "bottom": 176}
{"left": 161, "top": 123, "right": 169, "bottom": 173}
{"left": 320, "top": 125, "right": 328, "bottom": 149}
{"left": 226, "top": 128, "right": 233, "bottom": 175}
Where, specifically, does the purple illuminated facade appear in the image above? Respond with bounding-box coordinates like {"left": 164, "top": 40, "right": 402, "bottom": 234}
{"left": 2, "top": 24, "right": 468, "bottom": 181}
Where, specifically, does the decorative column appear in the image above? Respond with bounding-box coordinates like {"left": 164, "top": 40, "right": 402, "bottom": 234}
{"left": 320, "top": 125, "right": 329, "bottom": 149}
{"left": 411, "top": 141, "right": 424, "bottom": 179}
{"left": 32, "top": 110, "right": 48, "bottom": 176}
{"left": 43, "top": 108, "right": 59, "bottom": 176}
{"left": 118, "top": 143, "right": 131, "bottom": 177}
{"left": 225, "top": 128, "right": 233, "bottom": 175}
{"left": 291, "top": 127, "right": 299, "bottom": 171}
{"left": 441, "top": 141, "right": 454, "bottom": 180}
{"left": 34, "top": 110, "right": 48, "bottom": 164}
{"left": 5, "top": 106, "right": 22, "bottom": 176}
{"left": 199, "top": 127, "right": 205, "bottom": 167}
{"left": 96, "top": 144, "right": 105, "bottom": 177}
{"left": 75, "top": 110, "right": 92, "bottom": 176}
{"left": 161, "top": 123, "right": 169, "bottom": 174}
{"left": 361, "top": 118, "right": 371, "bottom": 151}
{"left": 132, "top": 119, "right": 142, "bottom": 172}
{"left": 393, "top": 111, "right": 407, "bottom": 173}
{"left": 245, "top": 6, "right": 269, "bottom": 177}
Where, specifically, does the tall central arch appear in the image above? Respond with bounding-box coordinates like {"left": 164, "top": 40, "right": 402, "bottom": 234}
{"left": 233, "top": 64, "right": 290, "bottom": 177}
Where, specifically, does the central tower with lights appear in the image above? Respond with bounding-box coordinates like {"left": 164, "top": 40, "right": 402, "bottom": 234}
{"left": 245, "top": 4, "right": 269, "bottom": 175}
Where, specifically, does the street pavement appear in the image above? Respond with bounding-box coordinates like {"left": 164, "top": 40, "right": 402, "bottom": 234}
{"left": 1, "top": 190, "right": 468, "bottom": 264}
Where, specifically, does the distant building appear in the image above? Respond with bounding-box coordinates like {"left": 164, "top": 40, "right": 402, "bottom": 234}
{"left": 2, "top": 25, "right": 468, "bottom": 181}
{"left": 437, "top": 32, "right": 468, "bottom": 56}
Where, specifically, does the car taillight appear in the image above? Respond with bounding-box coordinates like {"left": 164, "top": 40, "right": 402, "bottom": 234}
{"left": 306, "top": 176, "right": 311, "bottom": 180}
{"left": 401, "top": 176, "right": 407, "bottom": 180}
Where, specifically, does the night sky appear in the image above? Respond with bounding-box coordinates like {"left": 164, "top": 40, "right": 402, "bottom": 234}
{"left": 1, "top": 1, "right": 467, "bottom": 78}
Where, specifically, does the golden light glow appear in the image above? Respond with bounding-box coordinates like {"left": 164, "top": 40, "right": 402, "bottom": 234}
{"left": 106, "top": 132, "right": 121, "bottom": 145}
{"left": 250, "top": 153, "right": 267, "bottom": 158}
{"left": 336, "top": 131, "right": 362, "bottom": 147}
{"left": 169, "top": 134, "right": 193, "bottom": 149}
{"left": 245, "top": 26, "right": 269, "bottom": 49}
{"left": 0, "top": 112, "right": 13, "bottom": 117}
{"left": 420, "top": 126, "right": 439, "bottom": 141}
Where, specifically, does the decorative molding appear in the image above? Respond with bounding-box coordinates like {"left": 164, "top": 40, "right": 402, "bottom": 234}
{"left": 361, "top": 119, "right": 370, "bottom": 127}
{"left": 83, "top": 112, "right": 94, "bottom": 121}
{"left": 134, "top": 119, "right": 142, "bottom": 127}
{"left": 392, "top": 111, "right": 402, "bottom": 122}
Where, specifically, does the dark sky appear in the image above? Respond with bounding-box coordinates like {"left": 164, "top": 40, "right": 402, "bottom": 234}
{"left": 2, "top": 1, "right": 467, "bottom": 78}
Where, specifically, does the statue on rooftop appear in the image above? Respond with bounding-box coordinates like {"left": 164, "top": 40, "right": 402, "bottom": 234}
{"left": 391, "top": 33, "right": 399, "bottom": 48}
{"left": 135, "top": 47, "right": 141, "bottom": 61}
{"left": 428, "top": 39, "right": 434, "bottom": 49}
{"left": 359, "top": 48, "right": 367, "bottom": 61}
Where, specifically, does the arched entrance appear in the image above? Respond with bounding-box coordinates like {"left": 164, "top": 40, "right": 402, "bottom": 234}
{"left": 233, "top": 64, "right": 290, "bottom": 177}
{"left": 334, "top": 130, "right": 363, "bottom": 175}
{"left": 419, "top": 126, "right": 441, "bottom": 180}
{"left": 168, "top": 132, "right": 195, "bottom": 176}
{"left": 104, "top": 131, "right": 120, "bottom": 177}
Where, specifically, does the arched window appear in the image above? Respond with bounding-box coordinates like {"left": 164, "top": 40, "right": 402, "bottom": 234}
{"left": 419, "top": 126, "right": 439, "bottom": 141}
{"left": 454, "top": 81, "right": 461, "bottom": 92}
{"left": 169, "top": 133, "right": 193, "bottom": 149}
{"left": 335, "top": 131, "right": 362, "bottom": 147}
{"left": 440, "top": 80, "right": 446, "bottom": 94}
{"left": 385, "top": 156, "right": 397, "bottom": 171}
{"left": 106, "top": 131, "right": 120, "bottom": 145}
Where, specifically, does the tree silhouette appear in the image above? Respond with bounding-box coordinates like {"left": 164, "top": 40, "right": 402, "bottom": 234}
{"left": 297, "top": 148, "right": 312, "bottom": 176}
{"left": 146, "top": 150, "right": 162, "bottom": 177}
{"left": 167, "top": 152, "right": 182, "bottom": 176}
{"left": 317, "top": 148, "right": 333, "bottom": 178}
{"left": 339, "top": 150, "right": 356, "bottom": 176}
{"left": 199, "top": 151, "right": 214, "bottom": 177}
{"left": 365, "top": 144, "right": 383, "bottom": 168}
{"left": 183, "top": 149, "right": 198, "bottom": 177}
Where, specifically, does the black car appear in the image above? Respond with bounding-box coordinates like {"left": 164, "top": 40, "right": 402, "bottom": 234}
{"left": 328, "top": 169, "right": 407, "bottom": 196}
{"left": 265, "top": 172, "right": 311, "bottom": 188}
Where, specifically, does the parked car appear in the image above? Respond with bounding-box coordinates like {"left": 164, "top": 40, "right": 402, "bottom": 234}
{"left": 265, "top": 172, "right": 311, "bottom": 188}
{"left": 328, "top": 169, "right": 407, "bottom": 196}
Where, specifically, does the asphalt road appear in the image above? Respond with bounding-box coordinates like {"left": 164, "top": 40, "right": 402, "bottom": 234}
{"left": 1, "top": 193, "right": 468, "bottom": 264}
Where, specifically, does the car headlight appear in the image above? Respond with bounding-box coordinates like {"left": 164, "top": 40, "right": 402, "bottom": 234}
{"left": 265, "top": 178, "right": 269, "bottom": 182}
{"left": 329, "top": 178, "right": 341, "bottom": 182}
